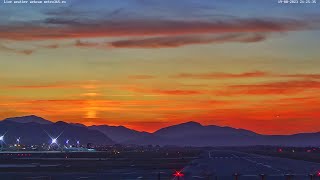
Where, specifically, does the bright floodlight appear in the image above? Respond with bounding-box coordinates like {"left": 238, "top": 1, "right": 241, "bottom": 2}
{"left": 17, "top": 137, "right": 20, "bottom": 143}
{"left": 0, "top": 136, "right": 4, "bottom": 141}
{"left": 51, "top": 138, "right": 57, "bottom": 144}
{"left": 66, "top": 140, "right": 69, "bottom": 144}
{"left": 77, "top": 140, "right": 80, "bottom": 144}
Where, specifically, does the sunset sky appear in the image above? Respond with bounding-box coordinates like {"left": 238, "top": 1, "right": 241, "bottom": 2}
{"left": 0, "top": 0, "right": 319, "bottom": 134}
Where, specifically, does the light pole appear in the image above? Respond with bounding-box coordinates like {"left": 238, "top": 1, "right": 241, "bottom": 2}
{"left": 285, "top": 174, "right": 293, "bottom": 180}
{"left": 16, "top": 137, "right": 20, "bottom": 146}
{"left": 66, "top": 139, "right": 69, "bottom": 148}
{"left": 0, "top": 135, "right": 4, "bottom": 151}
{"left": 260, "top": 174, "right": 266, "bottom": 180}
{"left": 233, "top": 173, "right": 240, "bottom": 180}
{"left": 157, "top": 171, "right": 165, "bottom": 180}
{"left": 309, "top": 174, "right": 314, "bottom": 180}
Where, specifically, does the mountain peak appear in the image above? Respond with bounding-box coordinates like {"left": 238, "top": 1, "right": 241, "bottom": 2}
{"left": 54, "top": 121, "right": 69, "bottom": 125}
{"left": 20, "top": 115, "right": 41, "bottom": 119}
{"left": 180, "top": 121, "right": 203, "bottom": 127}
{"left": 3, "top": 115, "right": 53, "bottom": 125}
{"left": 154, "top": 121, "right": 203, "bottom": 136}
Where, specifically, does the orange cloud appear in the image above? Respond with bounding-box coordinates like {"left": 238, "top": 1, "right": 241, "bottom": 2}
{"left": 218, "top": 80, "right": 320, "bottom": 96}
{"left": 75, "top": 40, "right": 101, "bottom": 48}
{"left": 173, "top": 71, "right": 268, "bottom": 79}
{"left": 0, "top": 44, "right": 34, "bottom": 55}
{"left": 81, "top": 93, "right": 101, "bottom": 97}
{"left": 170, "top": 71, "right": 320, "bottom": 80}
{"left": 9, "top": 84, "right": 76, "bottom": 89}
{"left": 121, "top": 86, "right": 205, "bottom": 96}
{"left": 280, "top": 74, "right": 320, "bottom": 79}
{"left": 109, "top": 33, "right": 267, "bottom": 48}
{"left": 151, "top": 89, "right": 203, "bottom": 95}
{"left": 128, "top": 75, "right": 156, "bottom": 79}
{"left": 173, "top": 71, "right": 320, "bottom": 80}
{"left": 74, "top": 33, "right": 266, "bottom": 49}
{"left": 6, "top": 80, "right": 103, "bottom": 90}
{"left": 0, "top": 18, "right": 313, "bottom": 41}
{"left": 41, "top": 44, "right": 60, "bottom": 49}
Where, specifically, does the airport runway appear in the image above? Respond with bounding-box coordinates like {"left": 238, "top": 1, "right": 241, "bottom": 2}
{"left": 180, "top": 150, "right": 320, "bottom": 180}
{"left": 0, "top": 170, "right": 173, "bottom": 180}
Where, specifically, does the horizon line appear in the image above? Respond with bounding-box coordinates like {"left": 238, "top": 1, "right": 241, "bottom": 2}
{"left": 1, "top": 115, "right": 320, "bottom": 136}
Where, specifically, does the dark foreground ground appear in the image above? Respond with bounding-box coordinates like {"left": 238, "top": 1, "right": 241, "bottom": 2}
{"left": 0, "top": 150, "right": 198, "bottom": 180}
{"left": 180, "top": 150, "right": 320, "bottom": 180}
{"left": 1, "top": 148, "right": 320, "bottom": 180}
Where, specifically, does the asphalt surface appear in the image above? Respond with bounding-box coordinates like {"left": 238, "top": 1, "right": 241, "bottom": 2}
{"left": 1, "top": 150, "right": 320, "bottom": 179}
{"left": 178, "top": 150, "right": 320, "bottom": 180}
{"left": 0, "top": 170, "right": 173, "bottom": 180}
